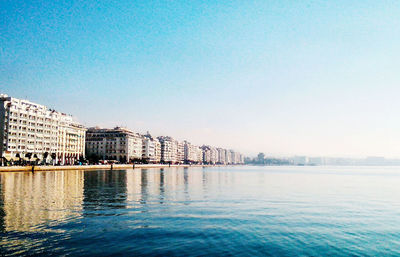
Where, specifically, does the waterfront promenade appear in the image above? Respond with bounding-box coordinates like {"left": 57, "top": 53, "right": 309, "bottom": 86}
{"left": 0, "top": 164, "right": 223, "bottom": 172}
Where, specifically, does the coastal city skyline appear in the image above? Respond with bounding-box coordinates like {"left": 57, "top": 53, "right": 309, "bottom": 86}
{"left": 2, "top": 90, "right": 399, "bottom": 160}
{"left": 2, "top": 91, "right": 399, "bottom": 166}
{"left": 0, "top": 93, "right": 244, "bottom": 165}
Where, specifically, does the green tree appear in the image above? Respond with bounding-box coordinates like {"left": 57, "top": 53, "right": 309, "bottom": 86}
{"left": 257, "top": 153, "right": 265, "bottom": 164}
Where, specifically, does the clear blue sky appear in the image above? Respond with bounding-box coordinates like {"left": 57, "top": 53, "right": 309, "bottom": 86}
{"left": 2, "top": 0, "right": 400, "bottom": 157}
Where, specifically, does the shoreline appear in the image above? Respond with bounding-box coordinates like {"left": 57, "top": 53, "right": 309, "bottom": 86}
{"left": 0, "top": 164, "right": 227, "bottom": 172}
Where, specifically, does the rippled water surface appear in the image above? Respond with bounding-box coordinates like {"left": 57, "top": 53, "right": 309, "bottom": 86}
{"left": 1, "top": 166, "right": 400, "bottom": 256}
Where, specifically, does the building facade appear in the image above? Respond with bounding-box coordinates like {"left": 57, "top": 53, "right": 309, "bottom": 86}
{"left": 184, "top": 141, "right": 203, "bottom": 164}
{"left": 85, "top": 127, "right": 142, "bottom": 163}
{"left": 176, "top": 141, "right": 185, "bottom": 164}
{"left": 0, "top": 94, "right": 85, "bottom": 165}
{"left": 158, "top": 136, "right": 177, "bottom": 163}
{"left": 201, "top": 145, "right": 218, "bottom": 164}
{"left": 210, "top": 147, "right": 218, "bottom": 164}
{"left": 154, "top": 138, "right": 161, "bottom": 163}
{"left": 142, "top": 132, "right": 161, "bottom": 163}
{"left": 217, "top": 148, "right": 226, "bottom": 164}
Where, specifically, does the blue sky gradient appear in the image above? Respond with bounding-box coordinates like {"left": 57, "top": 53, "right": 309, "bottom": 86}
{"left": 2, "top": 0, "right": 400, "bottom": 157}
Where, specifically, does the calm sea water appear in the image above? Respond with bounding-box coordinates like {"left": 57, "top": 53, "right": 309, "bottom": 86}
{"left": 1, "top": 166, "right": 400, "bottom": 256}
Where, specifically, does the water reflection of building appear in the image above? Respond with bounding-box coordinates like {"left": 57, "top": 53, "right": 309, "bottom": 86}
{"left": 126, "top": 169, "right": 161, "bottom": 204}
{"left": 0, "top": 170, "right": 84, "bottom": 232}
{"left": 125, "top": 167, "right": 212, "bottom": 204}
{"left": 83, "top": 170, "right": 128, "bottom": 211}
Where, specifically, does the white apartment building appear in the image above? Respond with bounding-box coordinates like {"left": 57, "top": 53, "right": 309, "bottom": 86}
{"left": 184, "top": 141, "right": 194, "bottom": 163}
{"left": 184, "top": 141, "right": 203, "bottom": 164}
{"left": 195, "top": 147, "right": 203, "bottom": 163}
{"left": 142, "top": 132, "right": 160, "bottom": 163}
{"left": 154, "top": 138, "right": 161, "bottom": 163}
{"left": 57, "top": 115, "right": 86, "bottom": 165}
{"left": 202, "top": 146, "right": 211, "bottom": 164}
{"left": 85, "top": 127, "right": 142, "bottom": 163}
{"left": 0, "top": 94, "right": 86, "bottom": 165}
{"left": 176, "top": 141, "right": 185, "bottom": 163}
{"left": 234, "top": 152, "right": 242, "bottom": 164}
{"left": 225, "top": 150, "right": 232, "bottom": 164}
{"left": 201, "top": 145, "right": 218, "bottom": 164}
{"left": 158, "top": 136, "right": 177, "bottom": 163}
{"left": 210, "top": 147, "right": 218, "bottom": 164}
{"left": 217, "top": 148, "right": 226, "bottom": 164}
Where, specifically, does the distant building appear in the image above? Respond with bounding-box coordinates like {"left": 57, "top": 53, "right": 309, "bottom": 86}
{"left": 225, "top": 150, "right": 232, "bottom": 164}
{"left": 154, "top": 138, "right": 161, "bottom": 163}
{"left": 184, "top": 141, "right": 202, "bottom": 164}
{"left": 291, "top": 156, "right": 309, "bottom": 165}
{"left": 209, "top": 146, "right": 218, "bottom": 164}
{"left": 176, "top": 141, "right": 185, "bottom": 163}
{"left": 201, "top": 145, "right": 218, "bottom": 164}
{"left": 240, "top": 154, "right": 244, "bottom": 164}
{"left": 233, "top": 151, "right": 241, "bottom": 164}
{"left": 158, "top": 136, "right": 177, "bottom": 163}
{"left": 195, "top": 146, "right": 203, "bottom": 163}
{"left": 217, "top": 148, "right": 226, "bottom": 164}
{"left": 85, "top": 127, "right": 142, "bottom": 163}
{"left": 0, "top": 94, "right": 86, "bottom": 165}
{"left": 201, "top": 145, "right": 211, "bottom": 164}
{"left": 142, "top": 132, "right": 159, "bottom": 163}
{"left": 308, "top": 157, "right": 325, "bottom": 165}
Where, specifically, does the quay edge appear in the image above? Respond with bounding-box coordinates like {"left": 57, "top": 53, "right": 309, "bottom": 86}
{"left": 0, "top": 164, "right": 232, "bottom": 172}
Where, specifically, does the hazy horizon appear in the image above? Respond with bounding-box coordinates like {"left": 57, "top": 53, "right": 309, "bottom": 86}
{"left": 2, "top": 1, "right": 400, "bottom": 157}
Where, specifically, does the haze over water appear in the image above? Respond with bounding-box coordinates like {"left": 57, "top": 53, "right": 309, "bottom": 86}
{"left": 1, "top": 166, "right": 400, "bottom": 256}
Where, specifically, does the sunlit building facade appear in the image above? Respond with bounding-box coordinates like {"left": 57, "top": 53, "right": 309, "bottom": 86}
{"left": 176, "top": 141, "right": 185, "bottom": 164}
{"left": 154, "top": 138, "right": 161, "bottom": 163}
{"left": 85, "top": 127, "right": 142, "bottom": 162}
{"left": 158, "top": 136, "right": 177, "bottom": 163}
{"left": 142, "top": 132, "right": 161, "bottom": 163}
{"left": 210, "top": 147, "right": 218, "bottom": 164}
{"left": 0, "top": 94, "right": 86, "bottom": 165}
{"left": 217, "top": 148, "right": 226, "bottom": 164}
{"left": 184, "top": 141, "right": 203, "bottom": 164}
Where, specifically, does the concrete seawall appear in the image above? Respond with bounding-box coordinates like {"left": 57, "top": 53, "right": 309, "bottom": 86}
{"left": 0, "top": 164, "right": 226, "bottom": 172}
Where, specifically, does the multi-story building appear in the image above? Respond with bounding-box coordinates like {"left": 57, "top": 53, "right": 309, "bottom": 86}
{"left": 131, "top": 133, "right": 143, "bottom": 160}
{"left": 201, "top": 145, "right": 218, "bottom": 164}
{"left": 202, "top": 145, "right": 211, "bottom": 164}
{"left": 0, "top": 94, "right": 86, "bottom": 165}
{"left": 217, "top": 148, "right": 226, "bottom": 164}
{"left": 57, "top": 114, "right": 86, "bottom": 165}
{"left": 142, "top": 132, "right": 159, "bottom": 163}
{"left": 210, "top": 147, "right": 218, "bottom": 164}
{"left": 231, "top": 150, "right": 237, "bottom": 164}
{"left": 85, "top": 127, "right": 142, "bottom": 163}
{"left": 184, "top": 141, "right": 194, "bottom": 163}
{"left": 240, "top": 154, "right": 245, "bottom": 164}
{"left": 195, "top": 146, "right": 203, "bottom": 164}
{"left": 184, "top": 141, "right": 203, "bottom": 164}
{"left": 176, "top": 141, "right": 185, "bottom": 164}
{"left": 233, "top": 152, "right": 241, "bottom": 164}
{"left": 158, "top": 136, "right": 177, "bottom": 163}
{"left": 225, "top": 150, "right": 232, "bottom": 164}
{"left": 154, "top": 138, "right": 161, "bottom": 163}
